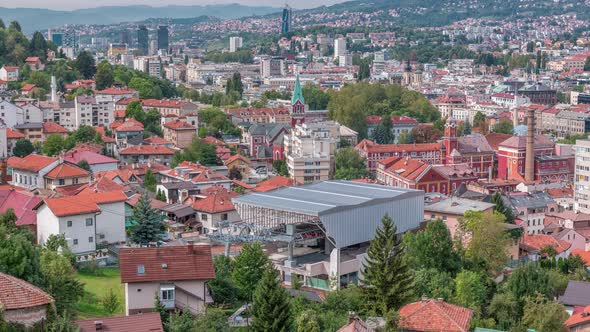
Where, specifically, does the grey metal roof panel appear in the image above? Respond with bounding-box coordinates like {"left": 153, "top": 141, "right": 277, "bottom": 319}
{"left": 232, "top": 180, "right": 422, "bottom": 216}
{"left": 558, "top": 280, "right": 590, "bottom": 307}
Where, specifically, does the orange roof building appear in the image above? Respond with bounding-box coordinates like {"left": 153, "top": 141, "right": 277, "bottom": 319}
{"left": 398, "top": 298, "right": 473, "bottom": 332}
{"left": 252, "top": 176, "right": 294, "bottom": 192}
{"left": 0, "top": 272, "right": 53, "bottom": 327}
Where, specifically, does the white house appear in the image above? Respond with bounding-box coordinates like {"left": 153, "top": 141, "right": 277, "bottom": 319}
{"left": 9, "top": 154, "right": 59, "bottom": 190}
{"left": 0, "top": 66, "right": 19, "bottom": 82}
{"left": 36, "top": 191, "right": 127, "bottom": 255}
{"left": 0, "top": 100, "right": 25, "bottom": 128}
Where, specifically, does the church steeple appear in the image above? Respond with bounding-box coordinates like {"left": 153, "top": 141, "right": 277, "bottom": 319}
{"left": 291, "top": 74, "right": 305, "bottom": 105}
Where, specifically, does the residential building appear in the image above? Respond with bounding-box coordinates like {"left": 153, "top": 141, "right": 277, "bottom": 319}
{"left": 108, "top": 43, "right": 128, "bottom": 57}
{"left": 192, "top": 189, "right": 240, "bottom": 234}
{"left": 284, "top": 122, "right": 339, "bottom": 184}
{"left": 0, "top": 66, "right": 19, "bottom": 81}
{"left": 75, "top": 312, "right": 163, "bottom": 332}
{"left": 36, "top": 191, "right": 127, "bottom": 255}
{"left": 366, "top": 115, "right": 418, "bottom": 143}
{"left": 6, "top": 128, "right": 24, "bottom": 156}
{"left": 576, "top": 138, "right": 590, "bottom": 214}
{"left": 224, "top": 154, "right": 250, "bottom": 179}
{"left": 559, "top": 280, "right": 590, "bottom": 315}
{"left": 518, "top": 82, "right": 557, "bottom": 105}
{"left": 0, "top": 189, "right": 42, "bottom": 235}
{"left": 119, "top": 244, "right": 215, "bottom": 315}
{"left": 0, "top": 272, "right": 53, "bottom": 328}
{"left": 520, "top": 234, "right": 571, "bottom": 261}
{"left": 565, "top": 305, "right": 590, "bottom": 331}
{"left": 63, "top": 150, "right": 119, "bottom": 173}
{"left": 162, "top": 119, "right": 197, "bottom": 149}
{"left": 509, "top": 192, "right": 556, "bottom": 235}
{"left": 73, "top": 95, "right": 115, "bottom": 130}
{"left": 229, "top": 36, "right": 243, "bottom": 52}
{"left": 148, "top": 58, "right": 161, "bottom": 78}
{"left": 424, "top": 197, "right": 495, "bottom": 240}
{"left": 119, "top": 145, "right": 175, "bottom": 166}
{"left": 0, "top": 100, "right": 25, "bottom": 128}
{"left": 9, "top": 154, "right": 59, "bottom": 190}
{"left": 334, "top": 37, "right": 346, "bottom": 59}
{"left": 43, "top": 162, "right": 91, "bottom": 190}
{"left": 398, "top": 298, "right": 473, "bottom": 332}
{"left": 260, "top": 56, "right": 285, "bottom": 78}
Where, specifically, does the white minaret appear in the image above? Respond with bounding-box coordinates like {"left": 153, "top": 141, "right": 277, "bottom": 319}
{"left": 51, "top": 75, "right": 57, "bottom": 102}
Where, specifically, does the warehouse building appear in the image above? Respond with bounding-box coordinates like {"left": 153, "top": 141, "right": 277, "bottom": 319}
{"left": 232, "top": 180, "right": 424, "bottom": 290}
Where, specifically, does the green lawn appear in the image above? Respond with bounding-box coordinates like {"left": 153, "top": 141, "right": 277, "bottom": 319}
{"left": 75, "top": 267, "right": 125, "bottom": 319}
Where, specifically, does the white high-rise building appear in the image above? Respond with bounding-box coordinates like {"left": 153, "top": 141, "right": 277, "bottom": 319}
{"left": 575, "top": 138, "right": 590, "bottom": 213}
{"left": 338, "top": 54, "right": 352, "bottom": 67}
{"left": 334, "top": 37, "right": 346, "bottom": 59}
{"left": 229, "top": 36, "right": 243, "bottom": 53}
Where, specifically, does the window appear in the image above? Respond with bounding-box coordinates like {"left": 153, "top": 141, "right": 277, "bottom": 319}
{"left": 161, "top": 289, "right": 175, "bottom": 301}
{"left": 88, "top": 236, "right": 93, "bottom": 243}
{"left": 67, "top": 220, "right": 73, "bottom": 227}
{"left": 58, "top": 179, "right": 65, "bottom": 186}
{"left": 73, "top": 178, "right": 79, "bottom": 184}
{"left": 221, "top": 213, "right": 228, "bottom": 221}
{"left": 73, "top": 239, "right": 78, "bottom": 245}
{"left": 201, "top": 214, "right": 208, "bottom": 221}
{"left": 86, "top": 218, "right": 93, "bottom": 226}
{"left": 137, "top": 265, "right": 145, "bottom": 275}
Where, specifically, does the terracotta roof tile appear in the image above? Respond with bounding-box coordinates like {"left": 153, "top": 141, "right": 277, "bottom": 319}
{"left": 115, "top": 118, "right": 144, "bottom": 132}
{"left": 63, "top": 151, "right": 119, "bottom": 165}
{"left": 356, "top": 139, "right": 442, "bottom": 154}
{"left": 8, "top": 154, "right": 57, "bottom": 172}
{"left": 42, "top": 191, "right": 127, "bottom": 217}
{"left": 21, "top": 84, "right": 36, "bottom": 91}
{"left": 45, "top": 163, "right": 91, "bottom": 179}
{"left": 0, "top": 272, "right": 53, "bottom": 310}
{"left": 76, "top": 312, "right": 163, "bottom": 332}
{"left": 253, "top": 176, "right": 294, "bottom": 192}
{"left": 6, "top": 128, "right": 25, "bottom": 139}
{"left": 225, "top": 154, "right": 250, "bottom": 165}
{"left": 119, "top": 145, "right": 175, "bottom": 155}
{"left": 0, "top": 190, "right": 42, "bottom": 226}
{"left": 163, "top": 119, "right": 196, "bottom": 130}
{"left": 192, "top": 191, "right": 238, "bottom": 214}
{"left": 96, "top": 87, "right": 137, "bottom": 95}
{"left": 565, "top": 305, "right": 590, "bottom": 328}
{"left": 521, "top": 234, "right": 571, "bottom": 254}
{"left": 119, "top": 245, "right": 215, "bottom": 283}
{"left": 42, "top": 122, "right": 68, "bottom": 134}
{"left": 399, "top": 298, "right": 473, "bottom": 332}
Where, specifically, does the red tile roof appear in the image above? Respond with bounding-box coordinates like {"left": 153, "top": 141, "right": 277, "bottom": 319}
{"left": 253, "top": 176, "right": 294, "bottom": 192}
{"left": 126, "top": 193, "right": 168, "bottom": 210}
{"left": 0, "top": 272, "right": 53, "bottom": 310}
{"left": 76, "top": 312, "right": 163, "bottom": 332}
{"left": 144, "top": 136, "right": 173, "bottom": 145}
{"left": 42, "top": 121, "right": 68, "bottom": 134}
{"left": 142, "top": 99, "right": 189, "bottom": 109}
{"left": 399, "top": 298, "right": 473, "bottom": 332}
{"left": 114, "top": 118, "right": 144, "bottom": 132}
{"left": 192, "top": 170, "right": 230, "bottom": 183}
{"left": 521, "top": 234, "right": 571, "bottom": 254}
{"left": 63, "top": 150, "right": 119, "bottom": 165}
{"left": 356, "top": 139, "right": 441, "bottom": 154}
{"left": 378, "top": 156, "right": 429, "bottom": 181}
{"left": 42, "top": 191, "right": 127, "bottom": 217}
{"left": 114, "top": 109, "right": 126, "bottom": 119}
{"left": 96, "top": 87, "right": 137, "bottom": 95}
{"left": 484, "top": 133, "right": 513, "bottom": 151}
{"left": 6, "top": 128, "right": 25, "bottom": 139}
{"left": 119, "top": 245, "right": 215, "bottom": 283}
{"left": 8, "top": 154, "right": 57, "bottom": 172}
{"left": 201, "top": 136, "right": 226, "bottom": 147}
{"left": 565, "top": 305, "right": 590, "bottom": 328}
{"left": 45, "top": 162, "right": 91, "bottom": 179}
{"left": 192, "top": 191, "right": 238, "bottom": 214}
{"left": 2, "top": 66, "right": 19, "bottom": 72}
{"left": 0, "top": 190, "right": 42, "bottom": 226}
{"left": 68, "top": 142, "right": 104, "bottom": 154}
{"left": 232, "top": 179, "right": 254, "bottom": 190}
{"left": 21, "top": 84, "right": 36, "bottom": 92}
{"left": 163, "top": 119, "right": 196, "bottom": 130}
{"left": 25, "top": 57, "right": 41, "bottom": 63}
{"left": 572, "top": 249, "right": 590, "bottom": 266}
{"left": 225, "top": 154, "right": 250, "bottom": 166}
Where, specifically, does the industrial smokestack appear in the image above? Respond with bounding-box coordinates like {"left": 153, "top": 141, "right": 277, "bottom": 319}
{"left": 525, "top": 109, "right": 535, "bottom": 182}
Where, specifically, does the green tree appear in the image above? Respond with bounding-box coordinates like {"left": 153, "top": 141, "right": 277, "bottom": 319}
{"left": 272, "top": 159, "right": 289, "bottom": 176}
{"left": 13, "top": 139, "right": 34, "bottom": 157}
{"left": 334, "top": 147, "right": 370, "bottom": 180}
{"left": 493, "top": 120, "right": 514, "bottom": 135}
{"left": 171, "top": 137, "right": 220, "bottom": 167}
{"left": 155, "top": 189, "right": 167, "bottom": 202}
{"left": 228, "top": 167, "right": 242, "bottom": 180}
{"left": 144, "top": 169, "right": 157, "bottom": 192}
{"left": 522, "top": 296, "right": 568, "bottom": 332}
{"left": 296, "top": 310, "right": 321, "bottom": 332}
{"left": 43, "top": 134, "right": 65, "bottom": 156}
{"left": 362, "top": 214, "right": 413, "bottom": 316}
{"left": 95, "top": 60, "right": 114, "bottom": 90}
{"left": 504, "top": 263, "right": 556, "bottom": 315}
{"left": 371, "top": 115, "right": 395, "bottom": 144}
{"left": 40, "top": 250, "right": 84, "bottom": 314}
{"left": 453, "top": 270, "right": 488, "bottom": 315}
{"left": 403, "top": 219, "right": 461, "bottom": 274}
{"left": 75, "top": 51, "right": 96, "bottom": 79}
{"left": 459, "top": 211, "right": 510, "bottom": 273}
{"left": 463, "top": 121, "right": 472, "bottom": 135}
{"left": 77, "top": 160, "right": 91, "bottom": 172}
{"left": 129, "top": 193, "right": 164, "bottom": 245}
{"left": 154, "top": 295, "right": 170, "bottom": 330}
{"left": 473, "top": 111, "right": 486, "bottom": 131}
{"left": 397, "top": 131, "right": 413, "bottom": 144}
{"left": 225, "top": 72, "right": 244, "bottom": 97}
{"left": 413, "top": 268, "right": 455, "bottom": 301}
{"left": 9, "top": 21, "right": 22, "bottom": 32}
{"left": 100, "top": 288, "right": 121, "bottom": 315}
{"left": 168, "top": 310, "right": 195, "bottom": 332}
{"left": 193, "top": 308, "right": 231, "bottom": 332}
{"left": 488, "top": 292, "right": 519, "bottom": 330}
{"left": 0, "top": 19, "right": 4, "bottom": 30}
{"left": 46, "top": 312, "right": 80, "bottom": 332}
{"left": 29, "top": 31, "right": 47, "bottom": 60}
{"left": 232, "top": 242, "right": 269, "bottom": 302}
{"left": 209, "top": 255, "right": 238, "bottom": 305}
{"left": 302, "top": 83, "right": 331, "bottom": 110}
{"left": 251, "top": 264, "right": 292, "bottom": 332}
{"left": 125, "top": 100, "right": 144, "bottom": 120}
{"left": 0, "top": 223, "right": 40, "bottom": 284}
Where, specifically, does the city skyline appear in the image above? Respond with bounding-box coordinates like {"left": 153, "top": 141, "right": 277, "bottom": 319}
{"left": 0, "top": 0, "right": 348, "bottom": 10}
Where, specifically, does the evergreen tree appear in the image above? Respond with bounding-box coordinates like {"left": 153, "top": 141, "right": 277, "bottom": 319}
{"left": 156, "top": 189, "right": 167, "bottom": 202}
{"left": 13, "top": 139, "right": 34, "bottom": 157}
{"left": 144, "top": 169, "right": 157, "bottom": 192}
{"left": 129, "top": 193, "right": 164, "bottom": 245}
{"left": 371, "top": 116, "right": 395, "bottom": 144}
{"left": 29, "top": 31, "right": 47, "bottom": 60}
{"left": 463, "top": 121, "right": 472, "bottom": 135}
{"left": 154, "top": 295, "right": 170, "bottom": 330}
{"left": 473, "top": 111, "right": 486, "bottom": 130}
{"left": 232, "top": 242, "right": 269, "bottom": 303}
{"left": 362, "top": 214, "right": 413, "bottom": 316}
{"left": 75, "top": 51, "right": 96, "bottom": 79}
{"left": 95, "top": 60, "right": 114, "bottom": 90}
{"left": 585, "top": 57, "right": 590, "bottom": 71}
{"left": 8, "top": 21, "right": 21, "bottom": 32}
{"left": 491, "top": 193, "right": 515, "bottom": 223}
{"left": 251, "top": 265, "right": 292, "bottom": 332}
{"left": 296, "top": 310, "right": 321, "bottom": 332}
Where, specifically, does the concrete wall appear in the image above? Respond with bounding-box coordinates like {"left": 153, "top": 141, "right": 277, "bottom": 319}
{"left": 96, "top": 201, "right": 126, "bottom": 245}
{"left": 125, "top": 280, "right": 207, "bottom": 315}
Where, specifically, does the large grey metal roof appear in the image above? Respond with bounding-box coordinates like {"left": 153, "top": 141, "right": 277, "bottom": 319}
{"left": 232, "top": 180, "right": 422, "bottom": 216}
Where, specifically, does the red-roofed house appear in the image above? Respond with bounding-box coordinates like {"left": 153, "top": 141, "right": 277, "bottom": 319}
{"left": 0, "top": 189, "right": 43, "bottom": 235}
{"left": 6, "top": 128, "right": 25, "bottom": 156}
{"left": 356, "top": 139, "right": 443, "bottom": 172}
{"left": 25, "top": 57, "right": 44, "bottom": 71}
{"left": 119, "top": 145, "right": 175, "bottom": 166}
{"left": 76, "top": 312, "right": 163, "bottom": 332}
{"left": 141, "top": 99, "right": 199, "bottom": 116}
{"left": 36, "top": 191, "right": 128, "bottom": 255}
{"left": 9, "top": 154, "right": 59, "bottom": 190}
{"left": 119, "top": 245, "right": 215, "bottom": 315}
{"left": 0, "top": 272, "right": 53, "bottom": 327}
{"left": 162, "top": 119, "right": 197, "bottom": 149}
{"left": 565, "top": 304, "right": 590, "bottom": 331}
{"left": 42, "top": 122, "right": 68, "bottom": 138}
{"left": 44, "top": 162, "right": 91, "bottom": 190}
{"left": 192, "top": 190, "right": 240, "bottom": 233}
{"left": 95, "top": 87, "right": 138, "bottom": 102}
{"left": 252, "top": 175, "right": 294, "bottom": 192}
{"left": 520, "top": 234, "right": 572, "bottom": 261}
{"left": 398, "top": 298, "right": 473, "bottom": 332}
{"left": 224, "top": 154, "right": 250, "bottom": 179}
{"left": 376, "top": 156, "right": 448, "bottom": 194}
{"left": 63, "top": 150, "right": 119, "bottom": 173}
{"left": 0, "top": 65, "right": 19, "bottom": 81}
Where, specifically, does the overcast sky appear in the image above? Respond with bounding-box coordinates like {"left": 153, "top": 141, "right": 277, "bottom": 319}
{"left": 0, "top": 0, "right": 346, "bottom": 10}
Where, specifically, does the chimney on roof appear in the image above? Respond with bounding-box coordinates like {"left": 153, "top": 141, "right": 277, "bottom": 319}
{"left": 347, "top": 312, "right": 356, "bottom": 325}
{"left": 421, "top": 295, "right": 428, "bottom": 302}
{"left": 94, "top": 320, "right": 103, "bottom": 331}
{"left": 525, "top": 109, "right": 535, "bottom": 182}
{"left": 187, "top": 240, "right": 194, "bottom": 255}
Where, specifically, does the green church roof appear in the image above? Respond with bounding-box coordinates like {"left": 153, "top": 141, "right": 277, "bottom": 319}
{"left": 291, "top": 74, "right": 305, "bottom": 105}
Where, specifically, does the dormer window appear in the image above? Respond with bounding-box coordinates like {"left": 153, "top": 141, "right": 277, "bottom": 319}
{"left": 137, "top": 264, "right": 145, "bottom": 275}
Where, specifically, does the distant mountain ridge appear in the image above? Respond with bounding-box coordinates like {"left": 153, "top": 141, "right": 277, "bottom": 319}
{"left": 0, "top": 4, "right": 281, "bottom": 33}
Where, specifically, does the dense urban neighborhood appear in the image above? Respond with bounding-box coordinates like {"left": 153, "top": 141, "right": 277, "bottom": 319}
{"left": 4, "top": 0, "right": 590, "bottom": 331}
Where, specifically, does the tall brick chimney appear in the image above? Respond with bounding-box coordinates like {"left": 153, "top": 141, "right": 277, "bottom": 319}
{"left": 525, "top": 109, "right": 535, "bottom": 182}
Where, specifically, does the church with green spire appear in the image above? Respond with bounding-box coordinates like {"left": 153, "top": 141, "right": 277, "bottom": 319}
{"left": 290, "top": 75, "right": 307, "bottom": 128}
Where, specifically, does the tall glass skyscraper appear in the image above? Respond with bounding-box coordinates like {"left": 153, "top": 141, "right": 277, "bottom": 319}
{"left": 157, "top": 26, "right": 169, "bottom": 51}
{"left": 281, "top": 5, "right": 292, "bottom": 34}
{"left": 137, "top": 25, "right": 149, "bottom": 55}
